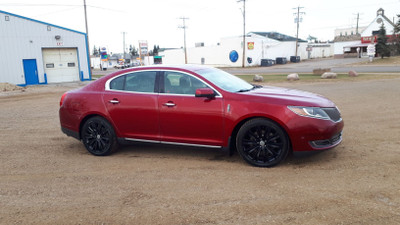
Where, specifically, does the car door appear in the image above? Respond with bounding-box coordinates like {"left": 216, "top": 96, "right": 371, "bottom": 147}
{"left": 103, "top": 71, "right": 160, "bottom": 141}
{"left": 158, "top": 71, "right": 225, "bottom": 147}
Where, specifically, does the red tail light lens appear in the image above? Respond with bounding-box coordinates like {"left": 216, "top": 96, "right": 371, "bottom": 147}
{"left": 60, "top": 92, "right": 68, "bottom": 106}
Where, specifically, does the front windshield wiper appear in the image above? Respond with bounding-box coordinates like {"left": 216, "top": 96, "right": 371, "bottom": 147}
{"left": 237, "top": 85, "right": 261, "bottom": 92}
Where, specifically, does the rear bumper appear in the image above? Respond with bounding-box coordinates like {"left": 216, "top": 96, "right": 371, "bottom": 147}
{"left": 61, "top": 126, "right": 80, "bottom": 140}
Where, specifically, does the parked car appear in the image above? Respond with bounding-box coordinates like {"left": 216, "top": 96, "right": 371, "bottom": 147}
{"left": 59, "top": 65, "right": 343, "bottom": 167}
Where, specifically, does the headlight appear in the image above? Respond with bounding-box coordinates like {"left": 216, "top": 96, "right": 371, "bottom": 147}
{"left": 288, "top": 106, "right": 331, "bottom": 120}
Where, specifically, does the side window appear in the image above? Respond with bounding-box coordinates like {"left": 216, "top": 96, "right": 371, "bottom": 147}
{"left": 109, "top": 71, "right": 157, "bottom": 93}
{"left": 110, "top": 75, "right": 125, "bottom": 90}
{"left": 164, "top": 72, "right": 208, "bottom": 95}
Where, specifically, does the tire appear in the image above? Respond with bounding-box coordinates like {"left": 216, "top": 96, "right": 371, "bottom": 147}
{"left": 236, "top": 118, "right": 289, "bottom": 167}
{"left": 81, "top": 116, "right": 118, "bottom": 156}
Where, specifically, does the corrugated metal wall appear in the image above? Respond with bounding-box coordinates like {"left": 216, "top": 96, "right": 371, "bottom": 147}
{"left": 0, "top": 11, "right": 90, "bottom": 85}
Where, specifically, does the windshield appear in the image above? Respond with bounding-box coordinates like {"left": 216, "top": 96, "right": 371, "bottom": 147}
{"left": 197, "top": 68, "right": 254, "bottom": 92}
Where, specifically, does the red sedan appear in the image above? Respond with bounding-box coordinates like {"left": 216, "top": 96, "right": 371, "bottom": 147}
{"left": 59, "top": 65, "right": 343, "bottom": 167}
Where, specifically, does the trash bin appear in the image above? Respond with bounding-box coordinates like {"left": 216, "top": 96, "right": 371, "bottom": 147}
{"left": 290, "top": 56, "right": 300, "bottom": 63}
{"left": 276, "top": 57, "right": 287, "bottom": 64}
{"left": 261, "top": 59, "right": 273, "bottom": 67}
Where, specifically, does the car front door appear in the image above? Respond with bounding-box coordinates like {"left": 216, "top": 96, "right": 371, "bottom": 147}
{"left": 103, "top": 71, "right": 160, "bottom": 141}
{"left": 158, "top": 71, "right": 225, "bottom": 147}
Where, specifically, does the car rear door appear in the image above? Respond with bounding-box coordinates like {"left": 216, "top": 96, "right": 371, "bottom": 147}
{"left": 103, "top": 71, "right": 160, "bottom": 141}
{"left": 158, "top": 71, "right": 225, "bottom": 147}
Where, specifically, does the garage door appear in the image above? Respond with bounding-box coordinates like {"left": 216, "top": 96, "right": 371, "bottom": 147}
{"left": 42, "top": 48, "right": 79, "bottom": 83}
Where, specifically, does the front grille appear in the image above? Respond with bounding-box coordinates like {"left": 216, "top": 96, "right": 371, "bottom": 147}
{"left": 322, "top": 107, "right": 342, "bottom": 122}
{"left": 310, "top": 132, "right": 342, "bottom": 149}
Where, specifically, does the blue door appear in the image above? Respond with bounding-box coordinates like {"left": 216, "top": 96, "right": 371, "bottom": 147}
{"left": 23, "top": 59, "right": 39, "bottom": 85}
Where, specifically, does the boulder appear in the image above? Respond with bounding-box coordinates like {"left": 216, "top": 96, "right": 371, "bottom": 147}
{"left": 253, "top": 74, "right": 264, "bottom": 82}
{"left": 348, "top": 70, "right": 358, "bottom": 77}
{"left": 321, "top": 72, "right": 337, "bottom": 79}
{"left": 287, "top": 73, "right": 299, "bottom": 81}
{"left": 313, "top": 68, "right": 331, "bottom": 75}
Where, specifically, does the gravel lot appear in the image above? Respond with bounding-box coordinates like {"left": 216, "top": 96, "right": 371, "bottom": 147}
{"left": 1, "top": 77, "right": 400, "bottom": 224}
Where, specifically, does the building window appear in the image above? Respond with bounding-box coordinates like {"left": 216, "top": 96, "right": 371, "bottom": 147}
{"left": 47, "top": 26, "right": 51, "bottom": 31}
{"left": 67, "top": 63, "right": 75, "bottom": 67}
{"left": 5, "top": 16, "right": 10, "bottom": 21}
{"left": 46, "top": 63, "right": 55, "bottom": 68}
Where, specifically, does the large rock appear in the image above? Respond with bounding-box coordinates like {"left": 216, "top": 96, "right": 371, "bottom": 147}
{"left": 348, "top": 70, "right": 358, "bottom": 77}
{"left": 287, "top": 73, "right": 299, "bottom": 81}
{"left": 253, "top": 74, "right": 264, "bottom": 82}
{"left": 313, "top": 68, "right": 331, "bottom": 75}
{"left": 321, "top": 72, "right": 337, "bottom": 79}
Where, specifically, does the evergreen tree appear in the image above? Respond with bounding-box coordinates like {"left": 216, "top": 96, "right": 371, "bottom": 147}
{"left": 129, "top": 45, "right": 138, "bottom": 57}
{"left": 376, "top": 23, "right": 389, "bottom": 58}
{"left": 395, "top": 15, "right": 400, "bottom": 33}
{"left": 153, "top": 45, "right": 160, "bottom": 56}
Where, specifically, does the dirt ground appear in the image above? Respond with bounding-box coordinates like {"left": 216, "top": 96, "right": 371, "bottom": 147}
{"left": 1, "top": 77, "right": 400, "bottom": 225}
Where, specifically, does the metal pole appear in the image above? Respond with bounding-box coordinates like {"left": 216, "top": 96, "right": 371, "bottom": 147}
{"left": 179, "top": 17, "right": 189, "bottom": 64}
{"left": 183, "top": 19, "right": 187, "bottom": 64}
{"left": 242, "top": 0, "right": 246, "bottom": 68}
{"left": 83, "top": 0, "right": 92, "bottom": 75}
{"left": 295, "top": 6, "right": 300, "bottom": 57}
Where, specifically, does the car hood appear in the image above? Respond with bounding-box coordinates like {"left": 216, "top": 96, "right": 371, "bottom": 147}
{"left": 239, "top": 86, "right": 336, "bottom": 107}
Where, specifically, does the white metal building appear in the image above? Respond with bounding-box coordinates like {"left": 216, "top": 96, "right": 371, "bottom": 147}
{"left": 161, "top": 32, "right": 332, "bottom": 67}
{"left": 334, "top": 8, "right": 396, "bottom": 58}
{"left": 0, "top": 10, "right": 90, "bottom": 85}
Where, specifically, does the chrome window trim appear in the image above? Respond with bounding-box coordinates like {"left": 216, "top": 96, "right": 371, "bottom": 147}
{"left": 104, "top": 69, "right": 223, "bottom": 98}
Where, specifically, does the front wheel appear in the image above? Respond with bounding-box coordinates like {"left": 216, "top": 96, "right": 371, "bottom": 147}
{"left": 236, "top": 118, "right": 289, "bottom": 167}
{"left": 81, "top": 116, "right": 118, "bottom": 156}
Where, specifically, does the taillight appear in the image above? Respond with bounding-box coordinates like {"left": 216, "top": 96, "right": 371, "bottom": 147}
{"left": 60, "top": 92, "right": 68, "bottom": 106}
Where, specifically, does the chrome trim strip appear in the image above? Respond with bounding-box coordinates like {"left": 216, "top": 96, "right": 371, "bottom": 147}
{"left": 124, "top": 138, "right": 160, "bottom": 144}
{"left": 104, "top": 69, "right": 223, "bottom": 98}
{"left": 124, "top": 138, "right": 222, "bottom": 149}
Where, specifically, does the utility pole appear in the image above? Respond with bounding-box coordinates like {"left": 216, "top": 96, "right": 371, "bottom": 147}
{"left": 178, "top": 17, "right": 189, "bottom": 64}
{"left": 83, "top": 0, "right": 92, "bottom": 75}
{"left": 238, "top": 0, "right": 246, "bottom": 68}
{"left": 122, "top": 32, "right": 126, "bottom": 59}
{"left": 293, "top": 6, "right": 305, "bottom": 57}
{"left": 353, "top": 13, "right": 363, "bottom": 35}
{"left": 356, "top": 13, "right": 359, "bottom": 34}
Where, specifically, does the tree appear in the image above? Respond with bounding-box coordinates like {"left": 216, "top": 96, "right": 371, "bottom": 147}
{"left": 153, "top": 45, "right": 160, "bottom": 56}
{"left": 390, "top": 15, "right": 400, "bottom": 56}
{"left": 395, "top": 14, "right": 400, "bottom": 33}
{"left": 92, "top": 45, "right": 99, "bottom": 56}
{"left": 375, "top": 23, "right": 390, "bottom": 59}
{"left": 129, "top": 45, "right": 138, "bottom": 57}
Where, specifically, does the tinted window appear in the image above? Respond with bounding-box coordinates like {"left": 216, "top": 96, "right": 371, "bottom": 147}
{"left": 110, "top": 75, "right": 125, "bottom": 90}
{"left": 164, "top": 72, "right": 208, "bottom": 95}
{"left": 109, "top": 71, "right": 157, "bottom": 93}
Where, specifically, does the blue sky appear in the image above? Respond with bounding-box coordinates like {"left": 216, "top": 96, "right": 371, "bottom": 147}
{"left": 1, "top": 0, "right": 399, "bottom": 53}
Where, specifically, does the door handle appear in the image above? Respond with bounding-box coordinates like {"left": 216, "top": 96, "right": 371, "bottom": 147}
{"left": 109, "top": 99, "right": 120, "bottom": 104}
{"left": 163, "top": 102, "right": 176, "bottom": 107}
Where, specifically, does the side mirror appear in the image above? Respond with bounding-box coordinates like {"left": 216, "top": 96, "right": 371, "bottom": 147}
{"left": 195, "top": 88, "right": 216, "bottom": 98}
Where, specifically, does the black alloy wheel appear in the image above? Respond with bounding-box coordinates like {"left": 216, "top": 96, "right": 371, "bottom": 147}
{"left": 81, "top": 116, "right": 118, "bottom": 156}
{"left": 236, "top": 118, "right": 289, "bottom": 167}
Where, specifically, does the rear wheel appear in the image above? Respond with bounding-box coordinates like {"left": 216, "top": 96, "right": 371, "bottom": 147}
{"left": 236, "top": 118, "right": 289, "bottom": 167}
{"left": 81, "top": 116, "right": 118, "bottom": 156}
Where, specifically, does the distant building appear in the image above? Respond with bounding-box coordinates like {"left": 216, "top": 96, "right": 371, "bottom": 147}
{"left": 0, "top": 10, "right": 90, "bottom": 85}
{"left": 334, "top": 8, "right": 396, "bottom": 58}
{"left": 161, "top": 31, "right": 332, "bottom": 67}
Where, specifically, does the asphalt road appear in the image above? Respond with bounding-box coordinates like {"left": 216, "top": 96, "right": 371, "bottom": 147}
{"left": 93, "top": 57, "right": 399, "bottom": 76}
